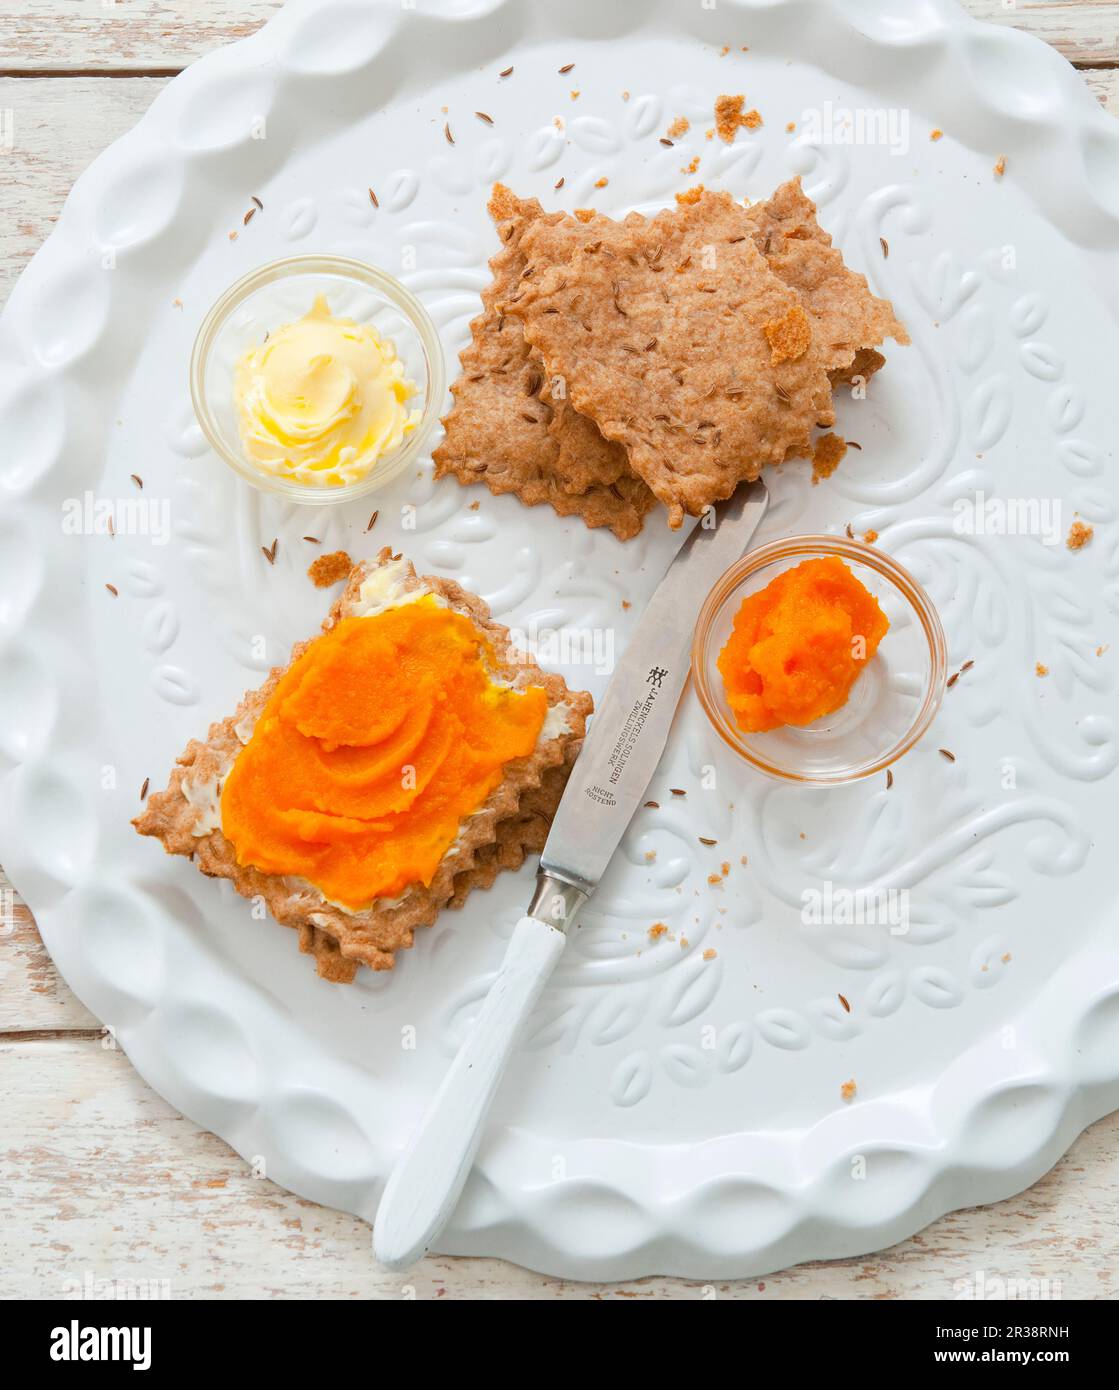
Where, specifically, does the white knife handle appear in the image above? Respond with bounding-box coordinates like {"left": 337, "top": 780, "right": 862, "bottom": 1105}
{"left": 373, "top": 913, "right": 567, "bottom": 1271}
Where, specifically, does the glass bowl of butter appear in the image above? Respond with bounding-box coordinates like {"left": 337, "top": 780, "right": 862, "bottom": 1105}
{"left": 190, "top": 255, "right": 445, "bottom": 505}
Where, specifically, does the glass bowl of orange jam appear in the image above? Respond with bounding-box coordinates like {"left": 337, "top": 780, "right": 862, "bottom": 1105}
{"left": 691, "top": 535, "right": 947, "bottom": 786}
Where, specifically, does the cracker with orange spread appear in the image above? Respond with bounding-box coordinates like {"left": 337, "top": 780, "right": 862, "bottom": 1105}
{"left": 512, "top": 189, "right": 836, "bottom": 526}
{"left": 135, "top": 549, "right": 592, "bottom": 981}
{"left": 432, "top": 184, "right": 655, "bottom": 540}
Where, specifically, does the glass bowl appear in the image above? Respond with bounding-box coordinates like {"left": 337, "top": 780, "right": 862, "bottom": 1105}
{"left": 691, "top": 535, "right": 947, "bottom": 786}
{"left": 189, "top": 255, "right": 445, "bottom": 506}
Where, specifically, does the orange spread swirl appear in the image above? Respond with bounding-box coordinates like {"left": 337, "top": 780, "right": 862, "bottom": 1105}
{"left": 221, "top": 599, "right": 547, "bottom": 908}
{"left": 718, "top": 556, "right": 888, "bottom": 733}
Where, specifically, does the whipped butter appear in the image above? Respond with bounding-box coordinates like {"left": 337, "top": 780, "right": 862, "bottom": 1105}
{"left": 233, "top": 294, "right": 419, "bottom": 487}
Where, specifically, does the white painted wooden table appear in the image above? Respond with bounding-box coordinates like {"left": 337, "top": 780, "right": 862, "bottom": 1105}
{"left": 3, "top": 0, "right": 1119, "bottom": 1300}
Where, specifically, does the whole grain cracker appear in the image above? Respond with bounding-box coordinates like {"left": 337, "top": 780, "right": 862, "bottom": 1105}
{"left": 438, "top": 179, "right": 906, "bottom": 535}
{"left": 432, "top": 184, "right": 655, "bottom": 540}
{"left": 513, "top": 190, "right": 836, "bottom": 526}
{"left": 743, "top": 178, "right": 909, "bottom": 386}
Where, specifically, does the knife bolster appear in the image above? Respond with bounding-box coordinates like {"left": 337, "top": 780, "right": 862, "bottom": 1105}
{"left": 527, "top": 870, "right": 588, "bottom": 934}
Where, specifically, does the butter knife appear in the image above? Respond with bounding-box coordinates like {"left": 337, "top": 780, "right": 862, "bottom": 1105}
{"left": 373, "top": 480, "right": 768, "bottom": 1269}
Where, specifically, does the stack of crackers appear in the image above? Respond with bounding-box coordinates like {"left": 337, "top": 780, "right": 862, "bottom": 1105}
{"left": 435, "top": 178, "right": 908, "bottom": 538}
{"left": 135, "top": 551, "right": 592, "bottom": 983}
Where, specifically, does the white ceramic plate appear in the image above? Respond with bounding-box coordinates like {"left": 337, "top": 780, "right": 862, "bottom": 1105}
{"left": 4, "top": 0, "right": 1119, "bottom": 1281}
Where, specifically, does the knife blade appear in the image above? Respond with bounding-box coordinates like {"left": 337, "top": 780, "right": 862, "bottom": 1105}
{"left": 539, "top": 478, "right": 769, "bottom": 901}
{"left": 373, "top": 480, "right": 768, "bottom": 1270}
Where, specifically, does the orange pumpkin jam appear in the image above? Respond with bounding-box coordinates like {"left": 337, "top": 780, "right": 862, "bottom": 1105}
{"left": 221, "top": 599, "right": 547, "bottom": 909}
{"left": 717, "top": 556, "right": 888, "bottom": 733}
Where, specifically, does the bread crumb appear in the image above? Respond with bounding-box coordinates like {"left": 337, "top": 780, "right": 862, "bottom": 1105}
{"left": 763, "top": 304, "right": 811, "bottom": 364}
{"left": 570, "top": 89, "right": 580, "bottom": 101}
{"left": 1035, "top": 662, "right": 1049, "bottom": 678}
{"left": 863, "top": 529, "right": 878, "bottom": 544}
{"left": 171, "top": 297, "right": 183, "bottom": 309}
{"left": 1067, "top": 519, "right": 1093, "bottom": 551}
{"left": 593, "top": 176, "right": 608, "bottom": 189}
{"left": 648, "top": 922, "right": 668, "bottom": 940}
{"left": 703, "top": 948, "right": 717, "bottom": 961}
{"left": 622, "top": 90, "right": 630, "bottom": 101}
{"left": 469, "top": 500, "right": 480, "bottom": 511}
{"left": 681, "top": 155, "right": 701, "bottom": 175}
{"left": 644, "top": 850, "right": 657, "bottom": 863}
{"left": 840, "top": 1079, "right": 857, "bottom": 1103}
{"left": 680, "top": 935, "right": 689, "bottom": 949}
{"left": 667, "top": 115, "right": 690, "bottom": 138}
{"left": 715, "top": 93, "right": 762, "bottom": 143}
{"left": 785, "top": 121, "right": 796, "bottom": 133}
{"left": 930, "top": 128, "right": 943, "bottom": 141}
{"left": 994, "top": 154, "right": 1007, "bottom": 177}
{"left": 1097, "top": 644, "right": 1109, "bottom": 657}
{"left": 307, "top": 549, "right": 353, "bottom": 588}
{"left": 811, "top": 432, "right": 847, "bottom": 484}
{"left": 675, "top": 184, "right": 705, "bottom": 206}
{"left": 1001, "top": 952, "right": 1012, "bottom": 963}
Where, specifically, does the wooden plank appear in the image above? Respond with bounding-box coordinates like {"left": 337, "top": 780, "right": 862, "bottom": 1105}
{"left": 1084, "top": 64, "right": 1119, "bottom": 109}
{"left": 0, "top": 77, "right": 167, "bottom": 301}
{"left": 3, "top": 1036, "right": 1116, "bottom": 1298}
{"left": 966, "top": 0, "right": 1119, "bottom": 66}
{"left": 0, "top": 1, "right": 1116, "bottom": 73}
{"left": 0, "top": 871, "right": 99, "bottom": 1032}
{"left": 0, "top": 0, "right": 281, "bottom": 74}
